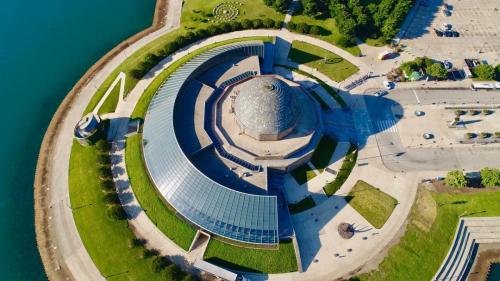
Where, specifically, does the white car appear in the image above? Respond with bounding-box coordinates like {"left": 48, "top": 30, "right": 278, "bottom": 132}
{"left": 375, "top": 90, "right": 387, "bottom": 97}
{"left": 443, "top": 60, "right": 452, "bottom": 69}
{"left": 423, "top": 133, "right": 434, "bottom": 139}
{"left": 442, "top": 23, "right": 452, "bottom": 30}
{"left": 415, "top": 110, "right": 425, "bottom": 116}
{"left": 383, "top": 80, "right": 393, "bottom": 90}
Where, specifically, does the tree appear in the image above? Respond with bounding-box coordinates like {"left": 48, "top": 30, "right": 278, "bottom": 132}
{"left": 480, "top": 167, "right": 500, "bottom": 187}
{"left": 309, "top": 25, "right": 321, "bottom": 35}
{"left": 287, "top": 22, "right": 296, "bottom": 31}
{"left": 102, "top": 192, "right": 120, "bottom": 205}
{"left": 106, "top": 205, "right": 127, "bottom": 220}
{"left": 241, "top": 19, "right": 253, "bottom": 29}
{"left": 445, "top": 170, "right": 467, "bottom": 188}
{"left": 302, "top": 0, "right": 318, "bottom": 17}
{"left": 296, "top": 22, "right": 310, "bottom": 33}
{"left": 181, "top": 275, "right": 196, "bottom": 281}
{"left": 151, "top": 256, "right": 169, "bottom": 273}
{"left": 262, "top": 18, "right": 275, "bottom": 29}
{"left": 95, "top": 139, "right": 111, "bottom": 152}
{"left": 474, "top": 64, "right": 496, "bottom": 80}
{"left": 428, "top": 63, "right": 448, "bottom": 80}
{"left": 163, "top": 264, "right": 184, "bottom": 280}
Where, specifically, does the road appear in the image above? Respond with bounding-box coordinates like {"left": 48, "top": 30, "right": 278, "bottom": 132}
{"left": 365, "top": 88, "right": 500, "bottom": 106}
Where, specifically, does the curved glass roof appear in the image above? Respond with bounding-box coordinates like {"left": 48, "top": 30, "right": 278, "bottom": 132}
{"left": 142, "top": 42, "right": 280, "bottom": 244}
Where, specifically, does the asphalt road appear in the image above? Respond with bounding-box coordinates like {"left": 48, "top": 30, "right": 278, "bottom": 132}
{"left": 358, "top": 92, "right": 500, "bottom": 172}
{"left": 365, "top": 88, "right": 500, "bottom": 106}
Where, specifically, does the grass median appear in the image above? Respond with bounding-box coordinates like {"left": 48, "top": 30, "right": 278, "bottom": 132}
{"left": 353, "top": 187, "right": 500, "bottom": 281}
{"left": 324, "top": 143, "right": 357, "bottom": 196}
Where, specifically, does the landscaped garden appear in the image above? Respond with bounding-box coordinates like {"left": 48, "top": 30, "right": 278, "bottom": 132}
{"left": 346, "top": 180, "right": 398, "bottom": 229}
{"left": 203, "top": 239, "right": 297, "bottom": 273}
{"left": 288, "top": 40, "right": 359, "bottom": 82}
{"left": 324, "top": 143, "right": 358, "bottom": 196}
{"left": 352, "top": 186, "right": 500, "bottom": 281}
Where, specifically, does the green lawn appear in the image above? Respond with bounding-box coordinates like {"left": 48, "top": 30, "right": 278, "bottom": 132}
{"left": 125, "top": 134, "right": 197, "bottom": 250}
{"left": 289, "top": 15, "right": 361, "bottom": 56}
{"left": 353, "top": 188, "right": 500, "bottom": 281}
{"left": 132, "top": 36, "right": 273, "bottom": 120}
{"left": 346, "top": 180, "right": 398, "bottom": 229}
{"left": 324, "top": 144, "right": 357, "bottom": 196}
{"left": 204, "top": 239, "right": 297, "bottom": 273}
{"left": 310, "top": 135, "right": 337, "bottom": 172}
{"left": 97, "top": 81, "right": 121, "bottom": 115}
{"left": 68, "top": 142, "right": 167, "bottom": 280}
{"left": 288, "top": 196, "right": 316, "bottom": 214}
{"left": 288, "top": 41, "right": 359, "bottom": 82}
{"left": 182, "top": 0, "right": 284, "bottom": 30}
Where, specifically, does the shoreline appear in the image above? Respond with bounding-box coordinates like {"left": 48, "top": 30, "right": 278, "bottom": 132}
{"left": 33, "top": 1, "right": 168, "bottom": 280}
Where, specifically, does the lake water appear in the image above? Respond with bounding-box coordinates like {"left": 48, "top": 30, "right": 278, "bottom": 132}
{"left": 488, "top": 263, "right": 500, "bottom": 281}
{"left": 0, "top": 0, "right": 155, "bottom": 279}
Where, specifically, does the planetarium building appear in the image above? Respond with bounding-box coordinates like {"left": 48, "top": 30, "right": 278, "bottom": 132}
{"left": 142, "top": 41, "right": 323, "bottom": 246}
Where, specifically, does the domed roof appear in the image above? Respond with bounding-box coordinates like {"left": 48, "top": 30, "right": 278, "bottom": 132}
{"left": 234, "top": 76, "right": 300, "bottom": 138}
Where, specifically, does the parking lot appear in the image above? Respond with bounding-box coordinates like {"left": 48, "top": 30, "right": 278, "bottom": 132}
{"left": 401, "top": 0, "right": 500, "bottom": 66}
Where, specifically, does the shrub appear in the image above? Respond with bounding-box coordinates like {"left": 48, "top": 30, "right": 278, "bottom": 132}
{"left": 482, "top": 109, "right": 491, "bottom": 115}
{"left": 468, "top": 109, "right": 479, "bottom": 115}
{"left": 252, "top": 19, "right": 264, "bottom": 29}
{"left": 163, "top": 264, "right": 184, "bottom": 281}
{"left": 455, "top": 109, "right": 465, "bottom": 116}
{"left": 445, "top": 170, "right": 467, "bottom": 188}
{"left": 141, "top": 248, "right": 159, "bottom": 259}
{"left": 106, "top": 205, "right": 127, "bottom": 220}
{"left": 98, "top": 166, "right": 113, "bottom": 179}
{"left": 287, "top": 22, "right": 296, "bottom": 31}
{"left": 309, "top": 25, "right": 321, "bottom": 35}
{"left": 495, "top": 132, "right": 500, "bottom": 138}
{"left": 479, "top": 132, "right": 490, "bottom": 139}
{"left": 473, "top": 64, "right": 495, "bottom": 80}
{"left": 102, "top": 192, "right": 120, "bottom": 205}
{"left": 480, "top": 167, "right": 500, "bottom": 187}
{"left": 262, "top": 18, "right": 275, "bottom": 28}
{"left": 464, "top": 133, "right": 476, "bottom": 139}
{"left": 128, "top": 237, "right": 145, "bottom": 248}
{"left": 101, "top": 179, "right": 115, "bottom": 192}
{"left": 95, "top": 139, "right": 111, "bottom": 152}
{"left": 229, "top": 21, "right": 242, "bottom": 31}
{"left": 295, "top": 22, "right": 310, "bottom": 34}
{"left": 427, "top": 63, "right": 448, "bottom": 80}
{"left": 241, "top": 19, "right": 253, "bottom": 29}
{"left": 151, "top": 256, "right": 169, "bottom": 273}
{"left": 97, "top": 154, "right": 111, "bottom": 165}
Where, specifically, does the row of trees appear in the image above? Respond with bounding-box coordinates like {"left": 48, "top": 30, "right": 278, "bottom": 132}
{"left": 299, "top": 0, "right": 414, "bottom": 41}
{"left": 445, "top": 168, "right": 500, "bottom": 188}
{"left": 93, "top": 139, "right": 195, "bottom": 281}
{"left": 130, "top": 18, "right": 283, "bottom": 80}
{"left": 264, "top": 0, "right": 291, "bottom": 12}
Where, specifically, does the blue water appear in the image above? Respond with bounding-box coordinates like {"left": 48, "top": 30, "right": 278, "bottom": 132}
{"left": 0, "top": 0, "right": 155, "bottom": 280}
{"left": 488, "top": 263, "right": 500, "bottom": 281}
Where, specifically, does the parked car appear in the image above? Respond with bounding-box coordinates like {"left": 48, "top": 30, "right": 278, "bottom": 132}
{"left": 443, "top": 60, "right": 452, "bottom": 69}
{"left": 442, "top": 23, "right": 452, "bottom": 30}
{"left": 375, "top": 90, "right": 388, "bottom": 97}
{"left": 383, "top": 80, "right": 393, "bottom": 90}
{"left": 443, "top": 9, "right": 451, "bottom": 16}
{"left": 415, "top": 110, "right": 425, "bottom": 116}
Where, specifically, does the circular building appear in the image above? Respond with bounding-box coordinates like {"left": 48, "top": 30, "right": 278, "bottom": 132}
{"left": 233, "top": 76, "right": 301, "bottom": 141}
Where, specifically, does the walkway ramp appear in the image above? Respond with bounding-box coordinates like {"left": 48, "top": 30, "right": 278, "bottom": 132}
{"left": 432, "top": 217, "right": 500, "bottom": 281}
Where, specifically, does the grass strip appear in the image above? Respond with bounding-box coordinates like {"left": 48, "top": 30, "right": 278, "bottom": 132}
{"left": 288, "top": 196, "right": 316, "bottom": 214}
{"left": 324, "top": 143, "right": 357, "bottom": 196}
{"left": 125, "top": 134, "right": 196, "bottom": 250}
{"left": 354, "top": 188, "right": 500, "bottom": 281}
{"left": 97, "top": 81, "right": 121, "bottom": 115}
{"left": 288, "top": 40, "right": 359, "bottom": 82}
{"left": 346, "top": 180, "right": 398, "bottom": 229}
{"left": 203, "top": 239, "right": 297, "bottom": 273}
{"left": 290, "top": 163, "right": 316, "bottom": 185}
{"left": 69, "top": 142, "right": 166, "bottom": 280}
